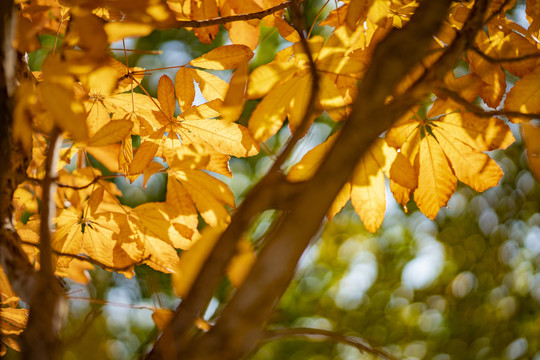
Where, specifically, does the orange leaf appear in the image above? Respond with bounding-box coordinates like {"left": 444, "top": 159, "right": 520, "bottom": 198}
{"left": 189, "top": 45, "right": 254, "bottom": 70}
{"left": 175, "top": 67, "right": 196, "bottom": 112}
{"left": 414, "top": 136, "right": 457, "bottom": 220}
{"left": 157, "top": 75, "right": 176, "bottom": 119}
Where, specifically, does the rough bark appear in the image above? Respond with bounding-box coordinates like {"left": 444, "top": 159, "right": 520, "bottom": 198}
{"left": 169, "top": 0, "right": 490, "bottom": 359}
{"left": 0, "top": 2, "right": 65, "bottom": 358}
{"left": 0, "top": 0, "right": 36, "bottom": 305}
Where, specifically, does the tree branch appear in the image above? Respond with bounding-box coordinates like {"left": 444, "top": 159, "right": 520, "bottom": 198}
{"left": 19, "top": 239, "right": 152, "bottom": 273}
{"left": 174, "top": 1, "right": 476, "bottom": 359}
{"left": 471, "top": 46, "right": 540, "bottom": 63}
{"left": 0, "top": 0, "right": 37, "bottom": 304}
{"left": 263, "top": 328, "right": 398, "bottom": 360}
{"left": 162, "top": 0, "right": 295, "bottom": 28}
{"left": 20, "top": 127, "right": 66, "bottom": 360}
{"left": 437, "top": 86, "right": 540, "bottom": 120}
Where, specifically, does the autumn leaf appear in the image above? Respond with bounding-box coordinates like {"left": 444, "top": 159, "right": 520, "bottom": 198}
{"left": 226, "top": 239, "right": 256, "bottom": 287}
{"left": 386, "top": 110, "right": 515, "bottom": 219}
{"left": 521, "top": 122, "right": 540, "bottom": 181}
{"left": 504, "top": 65, "right": 540, "bottom": 122}
{"left": 289, "top": 135, "right": 416, "bottom": 232}
{"left": 189, "top": 45, "right": 254, "bottom": 70}
{"left": 173, "top": 224, "right": 227, "bottom": 297}
{"left": 87, "top": 119, "right": 133, "bottom": 147}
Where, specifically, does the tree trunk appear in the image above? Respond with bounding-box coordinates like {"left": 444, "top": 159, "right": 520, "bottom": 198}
{"left": 0, "top": 2, "right": 65, "bottom": 358}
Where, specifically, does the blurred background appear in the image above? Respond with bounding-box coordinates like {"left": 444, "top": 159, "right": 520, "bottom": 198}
{"left": 11, "top": 1, "right": 540, "bottom": 359}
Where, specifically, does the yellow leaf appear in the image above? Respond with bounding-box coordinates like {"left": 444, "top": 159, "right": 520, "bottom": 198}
{"left": 228, "top": 20, "right": 260, "bottom": 51}
{"left": 86, "top": 144, "right": 121, "bottom": 172}
{"left": 166, "top": 176, "right": 199, "bottom": 230}
{"left": 345, "top": 0, "right": 370, "bottom": 28}
{"left": 192, "top": 69, "right": 228, "bottom": 101}
{"left": 504, "top": 66, "right": 540, "bottom": 122}
{"left": 132, "top": 202, "right": 194, "bottom": 249}
{"left": 390, "top": 180, "right": 412, "bottom": 210}
{"left": 178, "top": 99, "right": 222, "bottom": 120}
{"left": 351, "top": 148, "right": 387, "bottom": 233}
{"left": 180, "top": 119, "right": 259, "bottom": 157}
{"left": 80, "top": 65, "right": 118, "bottom": 97}
{"left": 221, "top": 62, "right": 248, "bottom": 122}
{"left": 54, "top": 259, "right": 94, "bottom": 284}
{"left": 467, "top": 39, "right": 506, "bottom": 108}
{"left": 434, "top": 128, "right": 503, "bottom": 192}
{"left": 171, "top": 170, "right": 233, "bottom": 226}
{"left": 389, "top": 152, "right": 417, "bottom": 190}
{"left": 248, "top": 76, "right": 298, "bottom": 142}
{"left": 87, "top": 120, "right": 133, "bottom": 146}
{"left": 119, "top": 139, "right": 133, "bottom": 175}
{"left": 152, "top": 309, "right": 174, "bottom": 330}
{"left": 367, "top": 0, "right": 390, "bottom": 25}
{"left": 129, "top": 127, "right": 166, "bottom": 175}
{"left": 175, "top": 67, "right": 196, "bottom": 112}
{"left": 287, "top": 74, "right": 312, "bottom": 132}
{"left": 247, "top": 62, "right": 298, "bottom": 99}
{"left": 288, "top": 133, "right": 338, "bottom": 181}
{"left": 226, "top": 239, "right": 256, "bottom": 287}
{"left": 105, "top": 22, "right": 153, "bottom": 43}
{"left": 39, "top": 82, "right": 88, "bottom": 140}
{"left": 173, "top": 224, "right": 226, "bottom": 297}
{"left": 143, "top": 161, "right": 164, "bottom": 188}
{"left": 385, "top": 112, "right": 420, "bottom": 150}
{"left": 414, "top": 136, "right": 457, "bottom": 220}
{"left": 54, "top": 207, "right": 139, "bottom": 273}
{"left": 437, "top": 112, "right": 515, "bottom": 151}
{"left": 189, "top": 45, "right": 254, "bottom": 70}
{"left": 484, "top": 23, "right": 539, "bottom": 77}
{"left": 521, "top": 122, "right": 540, "bottom": 181}
{"left": 158, "top": 75, "right": 176, "bottom": 119}
{"left": 273, "top": 15, "right": 300, "bottom": 42}
{"left": 328, "top": 183, "right": 351, "bottom": 220}
{"left": 191, "top": 0, "right": 219, "bottom": 43}
{"left": 163, "top": 141, "right": 209, "bottom": 170}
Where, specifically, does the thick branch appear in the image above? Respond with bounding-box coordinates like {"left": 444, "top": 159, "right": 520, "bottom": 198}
{"left": 175, "top": 1, "right": 473, "bottom": 359}
{"left": 146, "top": 173, "right": 300, "bottom": 359}
{"left": 0, "top": 0, "right": 36, "bottom": 303}
{"left": 20, "top": 128, "right": 66, "bottom": 360}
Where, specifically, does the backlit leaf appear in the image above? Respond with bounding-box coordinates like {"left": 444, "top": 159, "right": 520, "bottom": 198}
{"left": 87, "top": 120, "right": 133, "bottom": 146}
{"left": 414, "top": 136, "right": 457, "bottom": 220}
{"left": 175, "top": 67, "right": 196, "bottom": 112}
{"left": 189, "top": 45, "right": 254, "bottom": 70}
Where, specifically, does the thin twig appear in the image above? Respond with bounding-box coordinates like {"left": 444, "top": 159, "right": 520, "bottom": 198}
{"left": 67, "top": 296, "right": 155, "bottom": 310}
{"left": 167, "top": 0, "right": 295, "bottom": 28}
{"left": 20, "top": 239, "right": 151, "bottom": 272}
{"left": 471, "top": 47, "right": 540, "bottom": 63}
{"left": 437, "top": 87, "right": 540, "bottom": 120}
{"left": 263, "top": 328, "right": 399, "bottom": 360}
{"left": 56, "top": 177, "right": 101, "bottom": 190}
